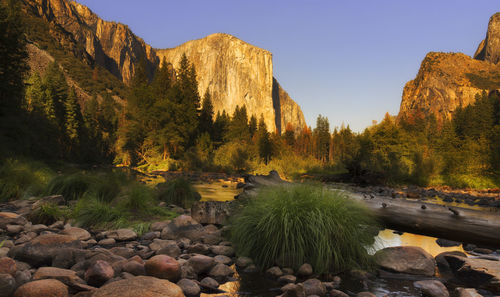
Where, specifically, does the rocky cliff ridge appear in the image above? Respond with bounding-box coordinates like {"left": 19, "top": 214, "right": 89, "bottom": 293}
{"left": 398, "top": 12, "right": 500, "bottom": 122}
{"left": 22, "top": 0, "right": 305, "bottom": 133}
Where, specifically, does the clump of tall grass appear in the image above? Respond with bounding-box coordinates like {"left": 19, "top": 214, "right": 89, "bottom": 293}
{"left": 72, "top": 196, "right": 123, "bottom": 228}
{"left": 231, "top": 184, "right": 378, "bottom": 274}
{"left": 28, "top": 202, "right": 68, "bottom": 225}
{"left": 0, "top": 159, "right": 54, "bottom": 201}
{"left": 157, "top": 178, "right": 201, "bottom": 208}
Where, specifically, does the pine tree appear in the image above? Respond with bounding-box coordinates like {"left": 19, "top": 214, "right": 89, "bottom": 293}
{"left": 199, "top": 90, "right": 214, "bottom": 136}
{"left": 64, "top": 88, "right": 82, "bottom": 142}
{"left": 249, "top": 115, "right": 257, "bottom": 139}
{"left": 226, "top": 105, "right": 250, "bottom": 141}
{"left": 257, "top": 114, "right": 272, "bottom": 163}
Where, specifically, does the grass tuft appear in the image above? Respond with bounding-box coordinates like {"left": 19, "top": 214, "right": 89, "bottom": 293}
{"left": 0, "top": 159, "right": 54, "bottom": 201}
{"left": 157, "top": 178, "right": 200, "bottom": 208}
{"left": 231, "top": 184, "right": 378, "bottom": 274}
{"left": 28, "top": 202, "right": 67, "bottom": 225}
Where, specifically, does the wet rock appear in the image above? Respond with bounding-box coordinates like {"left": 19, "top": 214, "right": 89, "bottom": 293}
{"left": 177, "top": 278, "right": 200, "bottom": 296}
{"left": 0, "top": 257, "right": 17, "bottom": 276}
{"left": 266, "top": 266, "right": 283, "bottom": 279}
{"left": 445, "top": 254, "right": 500, "bottom": 293}
{"left": 92, "top": 276, "right": 184, "bottom": 297}
{"left": 85, "top": 260, "right": 114, "bottom": 287}
{"left": 60, "top": 227, "right": 91, "bottom": 241}
{"left": 235, "top": 257, "right": 252, "bottom": 268}
{"left": 187, "top": 255, "right": 216, "bottom": 274}
{"left": 474, "top": 248, "right": 493, "bottom": 255}
{"left": 436, "top": 251, "right": 467, "bottom": 275}
{"left": 243, "top": 264, "right": 258, "bottom": 273}
{"left": 297, "top": 263, "right": 313, "bottom": 277}
{"left": 0, "top": 273, "right": 16, "bottom": 297}
{"left": 455, "top": 287, "right": 483, "bottom": 297}
{"left": 330, "top": 289, "right": 349, "bottom": 297}
{"left": 278, "top": 274, "right": 297, "bottom": 284}
{"left": 436, "top": 238, "right": 461, "bottom": 247}
{"left": 280, "top": 283, "right": 306, "bottom": 297}
{"left": 13, "top": 279, "right": 68, "bottom": 297}
{"left": 374, "top": 246, "right": 436, "bottom": 276}
{"left": 145, "top": 255, "right": 180, "bottom": 281}
{"left": 200, "top": 276, "right": 219, "bottom": 288}
{"left": 208, "top": 263, "right": 234, "bottom": 282}
{"left": 414, "top": 280, "right": 449, "bottom": 297}
{"left": 357, "top": 292, "right": 376, "bottom": 297}
{"left": 105, "top": 229, "right": 137, "bottom": 241}
{"left": 464, "top": 244, "right": 477, "bottom": 251}
{"left": 210, "top": 245, "right": 235, "bottom": 257}
{"left": 302, "top": 278, "right": 326, "bottom": 296}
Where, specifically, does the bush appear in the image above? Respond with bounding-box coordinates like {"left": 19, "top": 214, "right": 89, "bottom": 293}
{"left": 0, "top": 159, "right": 54, "bottom": 201}
{"left": 28, "top": 202, "right": 67, "bottom": 225}
{"left": 157, "top": 178, "right": 200, "bottom": 208}
{"left": 231, "top": 184, "right": 378, "bottom": 273}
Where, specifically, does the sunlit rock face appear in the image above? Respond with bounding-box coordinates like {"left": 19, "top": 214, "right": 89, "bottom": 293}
{"left": 157, "top": 33, "right": 277, "bottom": 132}
{"left": 398, "top": 12, "right": 500, "bottom": 122}
{"left": 23, "top": 0, "right": 306, "bottom": 133}
{"left": 474, "top": 12, "right": 500, "bottom": 64}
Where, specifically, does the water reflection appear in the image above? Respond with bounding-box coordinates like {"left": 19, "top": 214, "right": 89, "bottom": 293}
{"left": 194, "top": 181, "right": 242, "bottom": 202}
{"left": 372, "top": 229, "right": 466, "bottom": 257}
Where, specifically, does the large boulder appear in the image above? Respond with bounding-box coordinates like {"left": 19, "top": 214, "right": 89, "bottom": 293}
{"left": 13, "top": 279, "right": 68, "bottom": 297}
{"left": 160, "top": 215, "right": 204, "bottom": 241}
{"left": 8, "top": 234, "right": 81, "bottom": 267}
{"left": 374, "top": 246, "right": 436, "bottom": 276}
{"left": 445, "top": 254, "right": 500, "bottom": 293}
{"left": 413, "top": 280, "right": 449, "bottom": 297}
{"left": 145, "top": 255, "right": 181, "bottom": 282}
{"left": 92, "top": 276, "right": 184, "bottom": 297}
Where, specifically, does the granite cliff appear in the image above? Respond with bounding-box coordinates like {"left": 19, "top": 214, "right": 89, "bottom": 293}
{"left": 398, "top": 12, "right": 500, "bottom": 122}
{"left": 21, "top": 0, "right": 305, "bottom": 133}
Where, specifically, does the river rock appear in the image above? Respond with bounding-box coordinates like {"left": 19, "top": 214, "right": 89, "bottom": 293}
{"left": 456, "top": 287, "right": 483, "bottom": 297}
{"left": 0, "top": 273, "right": 16, "bottom": 297}
{"left": 436, "top": 251, "right": 467, "bottom": 275}
{"left": 145, "top": 255, "right": 180, "bottom": 281}
{"left": 208, "top": 263, "right": 234, "bottom": 282}
{"left": 161, "top": 215, "right": 204, "bottom": 241}
{"left": 8, "top": 234, "right": 81, "bottom": 267}
{"left": 13, "top": 279, "right": 68, "bottom": 297}
{"left": 7, "top": 224, "right": 23, "bottom": 234}
{"left": 297, "top": 263, "right": 313, "bottom": 277}
{"left": 187, "top": 254, "right": 215, "bottom": 274}
{"left": 214, "top": 255, "right": 232, "bottom": 265}
{"left": 357, "top": 293, "right": 376, "bottom": 297}
{"left": 105, "top": 229, "right": 137, "bottom": 241}
{"left": 278, "top": 274, "right": 297, "bottom": 284}
{"left": 60, "top": 227, "right": 91, "bottom": 241}
{"left": 235, "top": 257, "right": 252, "bottom": 268}
{"left": 414, "top": 280, "right": 449, "bottom": 297}
{"left": 15, "top": 270, "right": 31, "bottom": 286}
{"left": 200, "top": 276, "right": 219, "bottom": 288}
{"left": 0, "top": 248, "right": 9, "bottom": 258}
{"left": 374, "top": 246, "right": 436, "bottom": 276}
{"left": 302, "top": 278, "right": 326, "bottom": 296}
{"left": 280, "top": 283, "right": 306, "bottom": 297}
{"left": 0, "top": 257, "right": 17, "bottom": 276}
{"left": 187, "top": 243, "right": 209, "bottom": 255}
{"left": 180, "top": 263, "right": 197, "bottom": 279}
{"left": 445, "top": 254, "right": 500, "bottom": 293}
{"left": 330, "top": 289, "right": 349, "bottom": 297}
{"left": 122, "top": 261, "right": 145, "bottom": 276}
{"left": 157, "top": 243, "right": 181, "bottom": 258}
{"left": 266, "top": 266, "right": 283, "bottom": 279}
{"left": 177, "top": 278, "right": 200, "bottom": 296}
{"left": 34, "top": 266, "right": 85, "bottom": 288}
{"left": 191, "top": 201, "right": 235, "bottom": 225}
{"left": 85, "top": 260, "right": 114, "bottom": 286}
{"left": 210, "top": 245, "right": 235, "bottom": 257}
{"left": 92, "top": 276, "right": 184, "bottom": 297}
{"left": 0, "top": 212, "right": 27, "bottom": 229}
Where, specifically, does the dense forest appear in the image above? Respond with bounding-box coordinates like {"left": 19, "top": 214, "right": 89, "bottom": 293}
{"left": 1, "top": 0, "right": 499, "bottom": 189}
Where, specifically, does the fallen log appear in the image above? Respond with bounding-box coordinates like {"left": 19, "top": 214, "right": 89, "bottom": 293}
{"left": 353, "top": 193, "right": 500, "bottom": 248}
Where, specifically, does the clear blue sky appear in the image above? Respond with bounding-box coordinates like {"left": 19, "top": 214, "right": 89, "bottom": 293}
{"left": 78, "top": 0, "right": 499, "bottom": 132}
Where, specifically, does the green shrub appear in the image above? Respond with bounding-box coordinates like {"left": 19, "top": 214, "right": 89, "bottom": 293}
{"left": 0, "top": 159, "right": 54, "bottom": 201}
{"left": 28, "top": 202, "right": 67, "bottom": 225}
{"left": 157, "top": 178, "right": 200, "bottom": 208}
{"left": 72, "top": 197, "right": 122, "bottom": 228}
{"left": 231, "top": 184, "right": 378, "bottom": 273}
{"left": 45, "top": 173, "right": 95, "bottom": 201}
{"left": 118, "top": 183, "right": 156, "bottom": 213}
